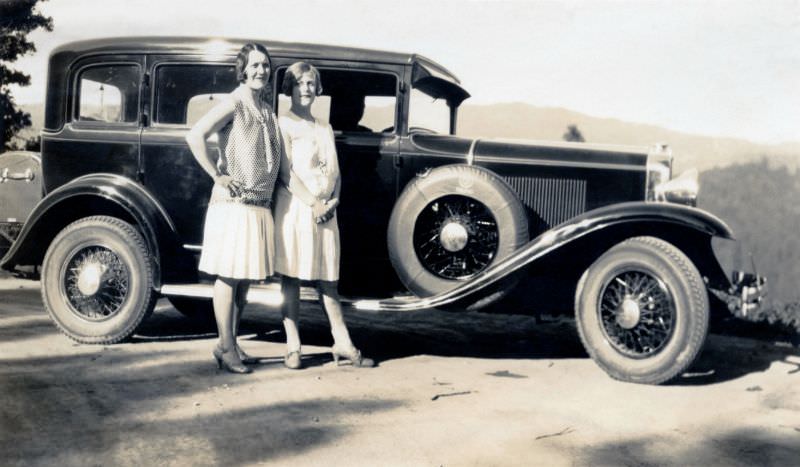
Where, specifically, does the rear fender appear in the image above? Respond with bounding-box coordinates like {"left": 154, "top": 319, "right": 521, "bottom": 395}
{"left": 1, "top": 173, "right": 179, "bottom": 287}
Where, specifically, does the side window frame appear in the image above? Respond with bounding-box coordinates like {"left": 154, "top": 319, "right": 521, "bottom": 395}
{"left": 150, "top": 61, "right": 238, "bottom": 128}
{"left": 70, "top": 60, "right": 143, "bottom": 128}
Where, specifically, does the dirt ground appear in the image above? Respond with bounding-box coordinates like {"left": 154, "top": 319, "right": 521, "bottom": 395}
{"left": 1, "top": 276, "right": 799, "bottom": 466}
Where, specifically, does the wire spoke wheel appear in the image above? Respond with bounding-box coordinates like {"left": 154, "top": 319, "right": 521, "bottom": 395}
{"left": 42, "top": 216, "right": 157, "bottom": 344}
{"left": 599, "top": 269, "right": 675, "bottom": 358}
{"left": 413, "top": 195, "right": 499, "bottom": 280}
{"left": 575, "top": 236, "right": 709, "bottom": 385}
{"left": 62, "top": 245, "right": 129, "bottom": 320}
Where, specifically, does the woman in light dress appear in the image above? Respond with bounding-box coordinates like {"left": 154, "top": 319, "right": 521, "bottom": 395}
{"left": 186, "top": 43, "right": 281, "bottom": 374}
{"left": 274, "top": 62, "right": 373, "bottom": 369}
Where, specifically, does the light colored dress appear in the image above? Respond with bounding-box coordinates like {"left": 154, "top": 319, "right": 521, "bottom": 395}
{"left": 274, "top": 115, "right": 340, "bottom": 281}
{"left": 198, "top": 86, "right": 281, "bottom": 280}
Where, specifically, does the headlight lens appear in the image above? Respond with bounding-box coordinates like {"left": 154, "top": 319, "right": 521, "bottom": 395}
{"left": 655, "top": 168, "right": 699, "bottom": 206}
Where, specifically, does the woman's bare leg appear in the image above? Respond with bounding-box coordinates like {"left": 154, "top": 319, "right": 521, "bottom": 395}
{"left": 233, "top": 281, "right": 250, "bottom": 356}
{"left": 213, "top": 277, "right": 238, "bottom": 352}
{"left": 318, "top": 280, "right": 353, "bottom": 349}
{"left": 280, "top": 276, "right": 302, "bottom": 352}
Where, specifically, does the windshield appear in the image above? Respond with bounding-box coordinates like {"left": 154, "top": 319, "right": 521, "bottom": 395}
{"left": 408, "top": 88, "right": 452, "bottom": 134}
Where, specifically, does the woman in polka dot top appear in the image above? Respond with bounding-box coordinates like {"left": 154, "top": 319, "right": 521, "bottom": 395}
{"left": 186, "top": 43, "right": 281, "bottom": 374}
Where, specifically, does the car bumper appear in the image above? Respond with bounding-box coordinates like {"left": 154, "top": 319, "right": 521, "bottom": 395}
{"left": 710, "top": 271, "right": 767, "bottom": 318}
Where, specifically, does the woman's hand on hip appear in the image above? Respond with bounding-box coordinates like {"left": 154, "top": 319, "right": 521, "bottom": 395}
{"left": 215, "top": 174, "right": 243, "bottom": 198}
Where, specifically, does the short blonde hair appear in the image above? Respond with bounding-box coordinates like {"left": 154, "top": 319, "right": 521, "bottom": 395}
{"left": 281, "top": 61, "right": 323, "bottom": 96}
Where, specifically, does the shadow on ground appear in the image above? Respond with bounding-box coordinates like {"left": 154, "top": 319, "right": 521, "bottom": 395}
{"left": 136, "top": 299, "right": 800, "bottom": 386}
{"left": 1, "top": 385, "right": 400, "bottom": 465}
{"left": 576, "top": 427, "right": 800, "bottom": 466}
{"left": 4, "top": 287, "right": 798, "bottom": 386}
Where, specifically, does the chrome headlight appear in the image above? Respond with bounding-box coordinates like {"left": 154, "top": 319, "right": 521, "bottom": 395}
{"left": 654, "top": 168, "right": 699, "bottom": 206}
{"left": 645, "top": 144, "right": 673, "bottom": 201}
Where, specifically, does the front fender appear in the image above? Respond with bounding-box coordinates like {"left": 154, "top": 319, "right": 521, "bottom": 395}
{"left": 350, "top": 202, "right": 733, "bottom": 311}
{"left": 1, "top": 173, "right": 179, "bottom": 286}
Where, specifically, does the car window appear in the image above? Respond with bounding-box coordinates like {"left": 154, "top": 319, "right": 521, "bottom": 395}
{"left": 154, "top": 64, "right": 238, "bottom": 126}
{"left": 76, "top": 64, "right": 140, "bottom": 123}
{"left": 409, "top": 88, "right": 450, "bottom": 134}
{"left": 275, "top": 67, "right": 396, "bottom": 133}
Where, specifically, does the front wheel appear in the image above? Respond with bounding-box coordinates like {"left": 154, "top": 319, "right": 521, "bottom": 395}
{"left": 575, "top": 236, "right": 709, "bottom": 385}
{"left": 41, "top": 216, "right": 157, "bottom": 344}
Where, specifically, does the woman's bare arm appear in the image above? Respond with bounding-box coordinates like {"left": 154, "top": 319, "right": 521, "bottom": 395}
{"left": 185, "top": 97, "right": 241, "bottom": 196}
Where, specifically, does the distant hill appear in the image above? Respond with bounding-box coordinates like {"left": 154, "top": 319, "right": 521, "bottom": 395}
{"left": 458, "top": 103, "right": 800, "bottom": 174}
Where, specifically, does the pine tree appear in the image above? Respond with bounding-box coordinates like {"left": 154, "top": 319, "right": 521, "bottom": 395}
{"left": 563, "top": 124, "right": 585, "bottom": 143}
{"left": 1, "top": 0, "right": 53, "bottom": 150}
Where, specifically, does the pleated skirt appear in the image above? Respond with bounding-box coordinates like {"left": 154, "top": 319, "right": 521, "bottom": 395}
{"left": 198, "top": 201, "right": 275, "bottom": 280}
{"left": 273, "top": 185, "right": 340, "bottom": 281}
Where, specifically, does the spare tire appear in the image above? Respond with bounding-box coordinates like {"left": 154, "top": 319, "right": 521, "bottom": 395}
{"left": 387, "top": 164, "right": 528, "bottom": 301}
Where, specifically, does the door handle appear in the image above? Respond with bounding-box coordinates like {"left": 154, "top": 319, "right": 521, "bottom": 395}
{"left": 393, "top": 155, "right": 404, "bottom": 168}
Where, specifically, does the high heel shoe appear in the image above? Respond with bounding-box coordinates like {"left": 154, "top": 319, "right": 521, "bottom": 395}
{"left": 284, "top": 349, "right": 303, "bottom": 370}
{"left": 331, "top": 345, "right": 374, "bottom": 368}
{"left": 213, "top": 344, "right": 252, "bottom": 374}
{"left": 236, "top": 344, "right": 260, "bottom": 365}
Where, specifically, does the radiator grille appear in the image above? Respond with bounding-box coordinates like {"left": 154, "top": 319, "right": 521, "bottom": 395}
{"left": 504, "top": 176, "right": 587, "bottom": 234}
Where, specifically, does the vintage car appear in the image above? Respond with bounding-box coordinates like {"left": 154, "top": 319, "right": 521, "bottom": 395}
{"left": 1, "top": 37, "right": 765, "bottom": 385}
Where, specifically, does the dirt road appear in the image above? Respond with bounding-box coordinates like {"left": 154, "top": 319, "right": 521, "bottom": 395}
{"left": 1, "top": 277, "right": 798, "bottom": 466}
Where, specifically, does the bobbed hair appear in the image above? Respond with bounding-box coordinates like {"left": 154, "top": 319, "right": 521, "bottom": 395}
{"left": 235, "top": 43, "right": 271, "bottom": 84}
{"left": 281, "top": 61, "right": 323, "bottom": 96}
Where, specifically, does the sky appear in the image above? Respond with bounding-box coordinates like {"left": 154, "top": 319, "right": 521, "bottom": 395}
{"left": 8, "top": 0, "right": 800, "bottom": 145}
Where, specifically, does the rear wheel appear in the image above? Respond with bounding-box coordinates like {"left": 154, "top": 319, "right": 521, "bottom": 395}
{"left": 41, "top": 216, "right": 157, "bottom": 344}
{"left": 575, "top": 236, "right": 709, "bottom": 385}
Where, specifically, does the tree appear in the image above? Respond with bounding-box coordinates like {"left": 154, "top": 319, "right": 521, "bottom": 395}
{"left": 1, "top": 0, "right": 53, "bottom": 150}
{"left": 563, "top": 124, "right": 585, "bottom": 143}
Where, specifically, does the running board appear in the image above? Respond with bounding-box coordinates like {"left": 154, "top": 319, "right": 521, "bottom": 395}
{"left": 158, "top": 283, "right": 425, "bottom": 312}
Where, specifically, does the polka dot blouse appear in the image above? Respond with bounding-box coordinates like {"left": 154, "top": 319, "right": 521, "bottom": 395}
{"left": 214, "top": 88, "right": 282, "bottom": 207}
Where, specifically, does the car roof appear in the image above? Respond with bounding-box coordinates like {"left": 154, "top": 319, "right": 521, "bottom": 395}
{"left": 51, "top": 36, "right": 463, "bottom": 84}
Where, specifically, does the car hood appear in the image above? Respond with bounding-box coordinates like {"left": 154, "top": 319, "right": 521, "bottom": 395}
{"left": 410, "top": 133, "right": 654, "bottom": 171}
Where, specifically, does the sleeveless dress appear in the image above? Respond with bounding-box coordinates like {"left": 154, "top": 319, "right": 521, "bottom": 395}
{"left": 198, "top": 87, "right": 281, "bottom": 280}
{"left": 273, "top": 116, "right": 340, "bottom": 281}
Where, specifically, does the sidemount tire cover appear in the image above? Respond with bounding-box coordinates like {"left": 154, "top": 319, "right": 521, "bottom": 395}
{"left": 387, "top": 164, "right": 528, "bottom": 298}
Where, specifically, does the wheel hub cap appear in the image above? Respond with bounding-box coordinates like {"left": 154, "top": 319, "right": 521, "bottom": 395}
{"left": 598, "top": 270, "right": 676, "bottom": 358}
{"left": 77, "top": 262, "right": 104, "bottom": 296}
{"left": 439, "top": 222, "right": 469, "bottom": 252}
{"left": 413, "top": 195, "right": 499, "bottom": 280}
{"left": 617, "top": 297, "right": 641, "bottom": 329}
{"left": 63, "top": 246, "right": 129, "bottom": 320}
